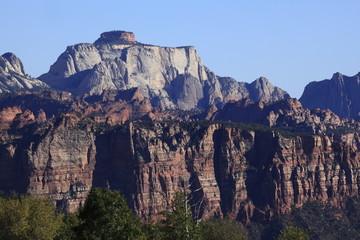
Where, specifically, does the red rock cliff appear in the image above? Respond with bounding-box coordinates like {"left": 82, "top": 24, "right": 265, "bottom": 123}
{"left": 1, "top": 120, "right": 360, "bottom": 222}
{"left": 92, "top": 121, "right": 360, "bottom": 223}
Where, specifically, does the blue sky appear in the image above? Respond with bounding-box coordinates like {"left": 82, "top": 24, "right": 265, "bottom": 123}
{"left": 2, "top": 0, "right": 360, "bottom": 98}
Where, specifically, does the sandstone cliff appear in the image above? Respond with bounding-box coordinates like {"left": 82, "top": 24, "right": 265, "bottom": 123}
{"left": 39, "top": 31, "right": 289, "bottom": 110}
{"left": 92, "top": 121, "right": 360, "bottom": 223}
{"left": 0, "top": 53, "right": 49, "bottom": 93}
{"left": 300, "top": 72, "right": 360, "bottom": 119}
{"left": 1, "top": 117, "right": 360, "bottom": 223}
{"left": 0, "top": 116, "right": 96, "bottom": 212}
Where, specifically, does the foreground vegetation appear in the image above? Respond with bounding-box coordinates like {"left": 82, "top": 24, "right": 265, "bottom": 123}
{"left": 3, "top": 189, "right": 360, "bottom": 239}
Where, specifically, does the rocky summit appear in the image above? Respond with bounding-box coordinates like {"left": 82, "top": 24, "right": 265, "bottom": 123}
{"left": 300, "top": 72, "right": 360, "bottom": 120}
{"left": 0, "top": 53, "right": 49, "bottom": 93}
{"left": 39, "top": 31, "right": 289, "bottom": 110}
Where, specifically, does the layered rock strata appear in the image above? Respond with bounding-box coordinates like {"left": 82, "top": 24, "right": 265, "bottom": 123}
{"left": 0, "top": 117, "right": 96, "bottom": 212}
{"left": 1, "top": 119, "right": 360, "bottom": 223}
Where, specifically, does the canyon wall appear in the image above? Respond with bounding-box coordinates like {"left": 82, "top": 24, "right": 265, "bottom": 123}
{"left": 1, "top": 120, "right": 360, "bottom": 223}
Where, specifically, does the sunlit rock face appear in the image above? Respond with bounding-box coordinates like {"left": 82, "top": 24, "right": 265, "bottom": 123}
{"left": 0, "top": 52, "right": 49, "bottom": 93}
{"left": 39, "top": 31, "right": 289, "bottom": 110}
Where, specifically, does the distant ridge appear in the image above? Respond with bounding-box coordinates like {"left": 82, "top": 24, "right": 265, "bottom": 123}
{"left": 300, "top": 72, "right": 360, "bottom": 119}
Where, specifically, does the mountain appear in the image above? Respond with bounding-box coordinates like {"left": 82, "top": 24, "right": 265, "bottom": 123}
{"left": 0, "top": 77, "right": 358, "bottom": 223}
{"left": 3, "top": 30, "right": 360, "bottom": 225}
{"left": 0, "top": 53, "right": 49, "bottom": 93}
{"left": 39, "top": 31, "right": 289, "bottom": 110}
{"left": 300, "top": 72, "right": 360, "bottom": 119}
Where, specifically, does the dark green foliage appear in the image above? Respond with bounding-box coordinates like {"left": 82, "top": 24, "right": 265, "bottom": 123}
{"left": 141, "top": 192, "right": 247, "bottom": 240}
{"left": 132, "top": 119, "right": 314, "bottom": 142}
{"left": 247, "top": 221, "right": 273, "bottom": 240}
{"left": 0, "top": 195, "right": 62, "bottom": 240}
{"left": 248, "top": 199, "right": 360, "bottom": 240}
{"left": 141, "top": 220, "right": 164, "bottom": 240}
{"left": 55, "top": 213, "right": 80, "bottom": 240}
{"left": 276, "top": 224, "right": 310, "bottom": 240}
{"left": 4, "top": 190, "right": 360, "bottom": 240}
{"left": 325, "top": 125, "right": 358, "bottom": 136}
{"left": 199, "top": 218, "right": 247, "bottom": 240}
{"left": 94, "top": 122, "right": 126, "bottom": 135}
{"left": 287, "top": 201, "right": 359, "bottom": 240}
{"left": 133, "top": 120, "right": 157, "bottom": 130}
{"left": 159, "top": 192, "right": 198, "bottom": 240}
{"left": 76, "top": 188, "right": 144, "bottom": 240}
{"left": 345, "top": 197, "right": 360, "bottom": 232}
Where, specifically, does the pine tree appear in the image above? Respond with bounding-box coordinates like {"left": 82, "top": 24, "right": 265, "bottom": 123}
{"left": 160, "top": 192, "right": 198, "bottom": 240}
{"left": 76, "top": 188, "right": 144, "bottom": 240}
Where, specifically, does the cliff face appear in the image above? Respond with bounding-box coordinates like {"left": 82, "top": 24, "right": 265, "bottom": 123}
{"left": 95, "top": 122, "right": 360, "bottom": 223}
{"left": 39, "top": 31, "right": 289, "bottom": 110}
{"left": 2, "top": 119, "right": 360, "bottom": 223}
{"left": 0, "top": 53, "right": 49, "bottom": 93}
{"left": 0, "top": 117, "right": 96, "bottom": 212}
{"left": 300, "top": 72, "right": 360, "bottom": 119}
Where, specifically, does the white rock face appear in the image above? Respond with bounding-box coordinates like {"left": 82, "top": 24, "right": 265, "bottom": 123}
{"left": 39, "top": 31, "right": 289, "bottom": 110}
{"left": 0, "top": 53, "right": 49, "bottom": 93}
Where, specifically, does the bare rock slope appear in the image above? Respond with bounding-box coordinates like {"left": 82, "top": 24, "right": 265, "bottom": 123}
{"left": 0, "top": 53, "right": 49, "bottom": 93}
{"left": 300, "top": 72, "right": 360, "bottom": 119}
{"left": 39, "top": 31, "right": 289, "bottom": 110}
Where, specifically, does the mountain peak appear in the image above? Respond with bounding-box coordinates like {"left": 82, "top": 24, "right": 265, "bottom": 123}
{"left": 331, "top": 72, "right": 343, "bottom": 80}
{"left": 300, "top": 72, "right": 360, "bottom": 119}
{"left": 256, "top": 76, "right": 269, "bottom": 83}
{"left": 250, "top": 77, "right": 273, "bottom": 90}
{"left": 94, "top": 30, "right": 137, "bottom": 45}
{"left": 1, "top": 52, "right": 25, "bottom": 76}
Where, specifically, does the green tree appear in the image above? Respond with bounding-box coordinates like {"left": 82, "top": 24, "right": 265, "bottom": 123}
{"left": 76, "top": 188, "right": 144, "bottom": 240}
{"left": 141, "top": 220, "right": 164, "bottom": 240}
{"left": 160, "top": 192, "right": 198, "bottom": 240}
{"left": 55, "top": 212, "right": 80, "bottom": 240}
{"left": 199, "top": 218, "right": 247, "bottom": 240}
{"left": 276, "top": 224, "right": 310, "bottom": 240}
{"left": 0, "top": 195, "right": 62, "bottom": 240}
{"left": 288, "top": 201, "right": 359, "bottom": 239}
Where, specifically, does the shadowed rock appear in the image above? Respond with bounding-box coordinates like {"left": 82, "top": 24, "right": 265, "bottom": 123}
{"left": 300, "top": 72, "right": 360, "bottom": 119}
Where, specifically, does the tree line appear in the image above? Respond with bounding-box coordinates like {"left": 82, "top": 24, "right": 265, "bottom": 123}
{"left": 0, "top": 188, "right": 312, "bottom": 240}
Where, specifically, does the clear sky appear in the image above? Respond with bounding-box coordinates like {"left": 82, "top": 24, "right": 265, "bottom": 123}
{"left": 2, "top": 0, "right": 360, "bottom": 98}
